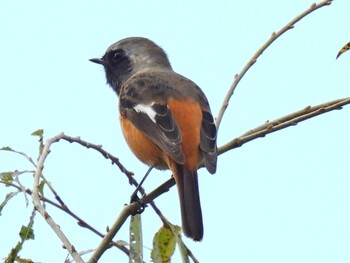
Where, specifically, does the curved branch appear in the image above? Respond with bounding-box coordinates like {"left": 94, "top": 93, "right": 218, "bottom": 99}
{"left": 216, "top": 0, "right": 333, "bottom": 130}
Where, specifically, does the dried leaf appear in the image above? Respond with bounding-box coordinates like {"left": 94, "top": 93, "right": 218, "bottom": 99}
{"left": 336, "top": 41, "right": 350, "bottom": 59}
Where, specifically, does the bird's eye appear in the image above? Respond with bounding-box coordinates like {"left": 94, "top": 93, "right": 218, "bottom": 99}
{"left": 113, "top": 49, "right": 125, "bottom": 61}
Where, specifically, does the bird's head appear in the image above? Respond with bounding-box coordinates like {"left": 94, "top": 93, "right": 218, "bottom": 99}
{"left": 90, "top": 37, "right": 172, "bottom": 95}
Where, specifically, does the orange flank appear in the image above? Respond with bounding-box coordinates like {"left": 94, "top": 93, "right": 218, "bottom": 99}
{"left": 167, "top": 99, "right": 202, "bottom": 172}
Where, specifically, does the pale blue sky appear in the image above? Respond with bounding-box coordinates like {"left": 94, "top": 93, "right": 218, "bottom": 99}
{"left": 1, "top": 1, "right": 350, "bottom": 262}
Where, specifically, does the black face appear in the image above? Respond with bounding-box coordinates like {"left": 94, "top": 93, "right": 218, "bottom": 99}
{"left": 99, "top": 49, "right": 132, "bottom": 95}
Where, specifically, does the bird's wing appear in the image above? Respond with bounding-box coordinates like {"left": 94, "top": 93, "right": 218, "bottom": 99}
{"left": 175, "top": 75, "right": 217, "bottom": 174}
{"left": 119, "top": 75, "right": 185, "bottom": 164}
{"left": 199, "top": 109, "right": 217, "bottom": 174}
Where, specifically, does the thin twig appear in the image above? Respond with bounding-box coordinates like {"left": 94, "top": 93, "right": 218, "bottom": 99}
{"left": 215, "top": 0, "right": 333, "bottom": 130}
{"left": 61, "top": 135, "right": 134, "bottom": 182}
{"left": 0, "top": 145, "right": 61, "bottom": 204}
{"left": 24, "top": 133, "right": 133, "bottom": 256}
{"left": 60, "top": 134, "right": 173, "bottom": 258}
{"left": 60, "top": 135, "right": 169, "bottom": 247}
{"left": 32, "top": 132, "right": 85, "bottom": 263}
{"left": 16, "top": 132, "right": 164, "bottom": 260}
{"left": 0, "top": 148, "right": 37, "bottom": 168}
{"left": 3, "top": 180, "right": 131, "bottom": 255}
{"left": 218, "top": 97, "right": 350, "bottom": 155}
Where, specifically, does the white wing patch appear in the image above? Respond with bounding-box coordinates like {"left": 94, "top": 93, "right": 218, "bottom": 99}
{"left": 134, "top": 103, "right": 157, "bottom": 123}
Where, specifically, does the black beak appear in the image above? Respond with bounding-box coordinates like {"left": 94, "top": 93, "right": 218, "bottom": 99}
{"left": 89, "top": 58, "right": 104, "bottom": 65}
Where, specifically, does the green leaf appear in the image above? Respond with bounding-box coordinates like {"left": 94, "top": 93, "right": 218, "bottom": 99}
{"left": 31, "top": 129, "right": 44, "bottom": 156}
{"left": 31, "top": 129, "right": 43, "bottom": 138}
{"left": 151, "top": 226, "right": 177, "bottom": 263}
{"left": 19, "top": 225, "right": 35, "bottom": 240}
{"left": 5, "top": 209, "right": 36, "bottom": 263}
{"left": 0, "top": 171, "right": 14, "bottom": 184}
{"left": 0, "top": 191, "right": 19, "bottom": 215}
{"left": 0, "top": 146, "right": 13, "bottom": 151}
{"left": 129, "top": 214, "right": 143, "bottom": 263}
{"left": 13, "top": 256, "right": 34, "bottom": 263}
{"left": 38, "top": 180, "right": 46, "bottom": 196}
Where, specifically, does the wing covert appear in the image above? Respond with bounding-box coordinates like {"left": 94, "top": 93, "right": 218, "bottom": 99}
{"left": 120, "top": 95, "right": 185, "bottom": 164}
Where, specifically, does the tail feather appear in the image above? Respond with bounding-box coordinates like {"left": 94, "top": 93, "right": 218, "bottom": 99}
{"left": 174, "top": 164, "right": 203, "bottom": 241}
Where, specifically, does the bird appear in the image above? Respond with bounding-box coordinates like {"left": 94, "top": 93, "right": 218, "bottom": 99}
{"left": 90, "top": 37, "right": 217, "bottom": 241}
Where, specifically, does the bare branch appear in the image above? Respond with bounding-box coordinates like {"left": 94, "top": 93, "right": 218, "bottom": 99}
{"left": 215, "top": 0, "right": 333, "bottom": 130}
{"left": 32, "top": 133, "right": 85, "bottom": 263}
{"left": 23, "top": 132, "right": 168, "bottom": 260}
{"left": 0, "top": 148, "right": 37, "bottom": 168}
{"left": 218, "top": 97, "right": 350, "bottom": 155}
{"left": 29, "top": 133, "right": 131, "bottom": 260}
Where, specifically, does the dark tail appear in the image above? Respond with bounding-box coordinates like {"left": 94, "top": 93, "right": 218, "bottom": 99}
{"left": 174, "top": 164, "right": 203, "bottom": 241}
